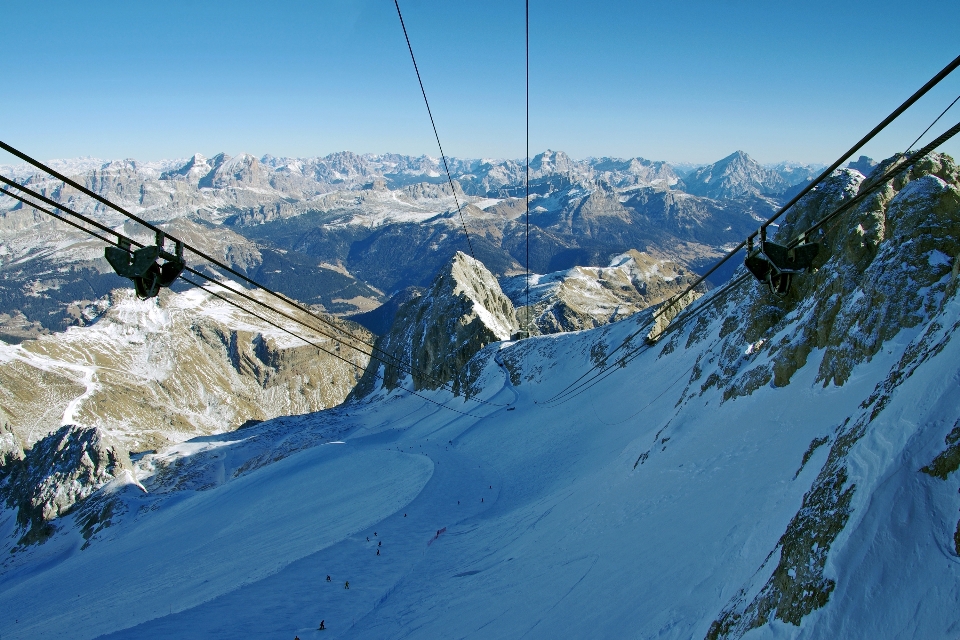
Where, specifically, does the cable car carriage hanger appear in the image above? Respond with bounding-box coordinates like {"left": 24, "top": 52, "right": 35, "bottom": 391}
{"left": 744, "top": 227, "right": 819, "bottom": 296}
{"left": 104, "top": 230, "right": 186, "bottom": 299}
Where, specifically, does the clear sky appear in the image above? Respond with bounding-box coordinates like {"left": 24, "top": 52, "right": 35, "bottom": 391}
{"left": 2, "top": 1, "right": 959, "bottom": 166}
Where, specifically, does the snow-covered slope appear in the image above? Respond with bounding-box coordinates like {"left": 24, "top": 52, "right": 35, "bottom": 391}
{"left": 1, "top": 153, "right": 959, "bottom": 639}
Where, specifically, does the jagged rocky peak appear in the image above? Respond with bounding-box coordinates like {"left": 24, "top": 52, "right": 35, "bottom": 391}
{"left": 0, "top": 424, "right": 130, "bottom": 546}
{"left": 205, "top": 153, "right": 264, "bottom": 188}
{"left": 529, "top": 149, "right": 577, "bottom": 177}
{"left": 847, "top": 154, "right": 878, "bottom": 177}
{"left": 684, "top": 150, "right": 787, "bottom": 199}
{"left": 352, "top": 251, "right": 517, "bottom": 397}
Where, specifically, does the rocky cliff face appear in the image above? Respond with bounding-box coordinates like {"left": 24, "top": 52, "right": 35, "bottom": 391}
{"left": 662, "top": 152, "right": 960, "bottom": 637}
{"left": 351, "top": 252, "right": 517, "bottom": 397}
{"left": 501, "top": 249, "right": 703, "bottom": 334}
{"left": 0, "top": 424, "right": 130, "bottom": 547}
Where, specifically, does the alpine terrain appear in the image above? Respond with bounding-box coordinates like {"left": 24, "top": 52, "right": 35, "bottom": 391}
{"left": 3, "top": 149, "right": 958, "bottom": 639}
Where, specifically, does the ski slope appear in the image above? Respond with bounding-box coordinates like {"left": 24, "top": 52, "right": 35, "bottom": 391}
{"left": 2, "top": 270, "right": 959, "bottom": 638}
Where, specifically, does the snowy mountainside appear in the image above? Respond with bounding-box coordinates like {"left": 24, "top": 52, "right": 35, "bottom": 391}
{"left": 0, "top": 286, "right": 371, "bottom": 454}
{"left": 500, "top": 249, "right": 702, "bottom": 334}
{"left": 0, "top": 153, "right": 959, "bottom": 638}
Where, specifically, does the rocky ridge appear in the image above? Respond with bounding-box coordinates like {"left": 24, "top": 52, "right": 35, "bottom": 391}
{"left": 351, "top": 251, "right": 517, "bottom": 398}
{"left": 501, "top": 249, "right": 703, "bottom": 334}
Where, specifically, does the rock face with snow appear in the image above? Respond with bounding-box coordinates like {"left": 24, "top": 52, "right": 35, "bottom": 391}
{"left": 501, "top": 249, "right": 702, "bottom": 333}
{"left": 664, "top": 152, "right": 960, "bottom": 637}
{"left": 352, "top": 251, "right": 517, "bottom": 396}
{"left": 0, "top": 424, "right": 128, "bottom": 546}
{"left": 1, "top": 151, "right": 960, "bottom": 640}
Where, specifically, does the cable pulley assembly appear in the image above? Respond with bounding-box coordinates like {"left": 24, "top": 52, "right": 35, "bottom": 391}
{"left": 105, "top": 231, "right": 185, "bottom": 299}
{"left": 744, "top": 228, "right": 819, "bottom": 296}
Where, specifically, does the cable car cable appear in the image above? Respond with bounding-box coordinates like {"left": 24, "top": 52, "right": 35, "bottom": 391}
{"left": 748, "top": 53, "right": 960, "bottom": 242}
{"left": 538, "top": 55, "right": 960, "bottom": 405}
{"left": 393, "top": 0, "right": 475, "bottom": 260}
{"left": 525, "top": 0, "right": 531, "bottom": 336}
{"left": 904, "top": 91, "right": 960, "bottom": 154}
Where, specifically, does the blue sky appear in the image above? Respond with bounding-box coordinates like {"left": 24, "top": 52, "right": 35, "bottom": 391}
{"left": 2, "top": 0, "right": 959, "bottom": 165}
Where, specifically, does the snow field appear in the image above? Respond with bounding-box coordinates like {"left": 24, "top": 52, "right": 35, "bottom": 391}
{"left": 0, "top": 444, "right": 432, "bottom": 638}
{"left": 2, "top": 280, "right": 960, "bottom": 638}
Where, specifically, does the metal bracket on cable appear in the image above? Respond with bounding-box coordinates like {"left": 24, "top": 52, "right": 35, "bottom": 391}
{"left": 104, "top": 230, "right": 186, "bottom": 299}
{"left": 744, "top": 226, "right": 819, "bottom": 297}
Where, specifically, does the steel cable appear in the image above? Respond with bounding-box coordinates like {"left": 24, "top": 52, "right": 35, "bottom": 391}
{"left": 537, "top": 54, "right": 960, "bottom": 405}
{"left": 393, "top": 0, "right": 475, "bottom": 260}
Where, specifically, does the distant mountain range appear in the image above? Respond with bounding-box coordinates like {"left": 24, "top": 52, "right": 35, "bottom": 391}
{"left": 0, "top": 148, "right": 836, "bottom": 343}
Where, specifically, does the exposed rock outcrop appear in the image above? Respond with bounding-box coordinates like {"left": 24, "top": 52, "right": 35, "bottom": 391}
{"left": 351, "top": 252, "right": 517, "bottom": 397}
{"left": 692, "top": 152, "right": 960, "bottom": 637}
{"left": 0, "top": 424, "right": 129, "bottom": 546}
